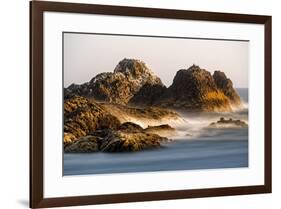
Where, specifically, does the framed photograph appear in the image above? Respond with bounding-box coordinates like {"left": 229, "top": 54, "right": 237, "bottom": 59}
{"left": 30, "top": 1, "right": 272, "bottom": 208}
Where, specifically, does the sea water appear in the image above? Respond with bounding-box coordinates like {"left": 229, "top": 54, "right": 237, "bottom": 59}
{"left": 64, "top": 88, "right": 248, "bottom": 176}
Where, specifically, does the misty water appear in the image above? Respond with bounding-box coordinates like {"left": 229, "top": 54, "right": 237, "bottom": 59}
{"left": 64, "top": 88, "right": 248, "bottom": 176}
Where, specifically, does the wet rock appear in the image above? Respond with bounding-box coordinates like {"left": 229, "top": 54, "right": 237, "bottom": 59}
{"left": 209, "top": 117, "right": 248, "bottom": 128}
{"left": 65, "top": 126, "right": 168, "bottom": 153}
{"left": 63, "top": 96, "right": 121, "bottom": 144}
{"left": 118, "top": 122, "right": 144, "bottom": 132}
{"left": 144, "top": 124, "right": 176, "bottom": 137}
{"left": 64, "top": 135, "right": 99, "bottom": 153}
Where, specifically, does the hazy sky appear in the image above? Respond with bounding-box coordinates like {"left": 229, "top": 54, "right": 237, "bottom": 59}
{"left": 64, "top": 33, "right": 249, "bottom": 88}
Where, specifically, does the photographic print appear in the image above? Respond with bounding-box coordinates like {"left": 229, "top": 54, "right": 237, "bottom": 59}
{"left": 30, "top": 2, "right": 271, "bottom": 207}
{"left": 63, "top": 33, "right": 249, "bottom": 176}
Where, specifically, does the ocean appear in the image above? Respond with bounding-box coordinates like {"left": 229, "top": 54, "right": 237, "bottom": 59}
{"left": 64, "top": 88, "right": 248, "bottom": 176}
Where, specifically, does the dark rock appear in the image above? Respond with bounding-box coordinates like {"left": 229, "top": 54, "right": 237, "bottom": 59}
{"left": 65, "top": 126, "right": 168, "bottom": 153}
{"left": 64, "top": 136, "right": 99, "bottom": 153}
{"left": 119, "top": 122, "right": 144, "bottom": 132}
{"left": 156, "top": 65, "right": 232, "bottom": 111}
{"left": 144, "top": 124, "right": 176, "bottom": 137}
{"left": 209, "top": 117, "right": 248, "bottom": 128}
{"left": 129, "top": 83, "right": 167, "bottom": 106}
{"left": 213, "top": 71, "right": 241, "bottom": 105}
{"left": 145, "top": 124, "right": 175, "bottom": 131}
{"left": 99, "top": 130, "right": 166, "bottom": 152}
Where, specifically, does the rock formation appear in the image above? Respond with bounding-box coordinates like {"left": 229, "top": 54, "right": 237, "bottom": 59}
{"left": 64, "top": 59, "right": 242, "bottom": 112}
{"left": 155, "top": 65, "right": 232, "bottom": 111}
{"left": 209, "top": 117, "right": 248, "bottom": 128}
{"left": 101, "top": 102, "right": 182, "bottom": 127}
{"left": 64, "top": 58, "right": 164, "bottom": 104}
{"left": 64, "top": 95, "right": 121, "bottom": 145}
{"left": 144, "top": 124, "right": 176, "bottom": 137}
{"left": 64, "top": 96, "right": 178, "bottom": 152}
{"left": 129, "top": 83, "right": 167, "bottom": 106}
{"left": 65, "top": 122, "right": 169, "bottom": 153}
{"left": 213, "top": 71, "right": 241, "bottom": 105}
{"left": 63, "top": 60, "right": 246, "bottom": 153}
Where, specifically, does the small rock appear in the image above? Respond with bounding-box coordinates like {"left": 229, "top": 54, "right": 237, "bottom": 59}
{"left": 210, "top": 117, "right": 248, "bottom": 128}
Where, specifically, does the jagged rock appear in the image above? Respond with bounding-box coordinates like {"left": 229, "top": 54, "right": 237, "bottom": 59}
{"left": 156, "top": 65, "right": 232, "bottom": 111}
{"left": 209, "top": 117, "right": 248, "bottom": 128}
{"left": 65, "top": 58, "right": 164, "bottom": 104}
{"left": 64, "top": 59, "right": 241, "bottom": 112}
{"left": 99, "top": 130, "right": 166, "bottom": 152}
{"left": 64, "top": 135, "right": 99, "bottom": 153}
{"left": 144, "top": 124, "right": 176, "bottom": 137}
{"left": 118, "top": 122, "right": 144, "bottom": 132}
{"left": 213, "top": 71, "right": 241, "bottom": 105}
{"left": 65, "top": 123, "right": 169, "bottom": 153}
{"left": 63, "top": 96, "right": 121, "bottom": 144}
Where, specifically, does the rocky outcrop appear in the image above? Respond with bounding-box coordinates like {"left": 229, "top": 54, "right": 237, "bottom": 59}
{"left": 209, "top": 117, "right": 248, "bottom": 128}
{"left": 63, "top": 96, "right": 177, "bottom": 152}
{"left": 65, "top": 122, "right": 169, "bottom": 153}
{"left": 118, "top": 122, "right": 144, "bottom": 132}
{"left": 129, "top": 83, "right": 167, "bottom": 106}
{"left": 64, "top": 58, "right": 164, "bottom": 104}
{"left": 64, "top": 96, "right": 121, "bottom": 145}
{"left": 156, "top": 65, "right": 232, "bottom": 111}
{"left": 65, "top": 59, "right": 242, "bottom": 112}
{"left": 64, "top": 135, "right": 100, "bottom": 153}
{"left": 101, "top": 102, "right": 182, "bottom": 127}
{"left": 213, "top": 71, "right": 241, "bottom": 105}
{"left": 144, "top": 124, "right": 176, "bottom": 137}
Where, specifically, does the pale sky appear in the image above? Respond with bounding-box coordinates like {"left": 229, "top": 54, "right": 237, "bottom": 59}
{"left": 64, "top": 33, "right": 249, "bottom": 88}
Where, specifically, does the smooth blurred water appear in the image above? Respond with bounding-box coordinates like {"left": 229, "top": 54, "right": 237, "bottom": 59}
{"left": 64, "top": 88, "right": 249, "bottom": 176}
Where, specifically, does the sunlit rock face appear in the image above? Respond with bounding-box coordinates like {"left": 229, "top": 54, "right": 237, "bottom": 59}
{"left": 64, "top": 58, "right": 164, "bottom": 104}
{"left": 63, "top": 95, "right": 121, "bottom": 145}
{"left": 213, "top": 70, "right": 241, "bottom": 106}
{"left": 64, "top": 59, "right": 242, "bottom": 112}
{"left": 155, "top": 65, "right": 233, "bottom": 111}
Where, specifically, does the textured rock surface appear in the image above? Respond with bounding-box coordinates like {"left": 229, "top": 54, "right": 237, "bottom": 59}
{"left": 64, "top": 58, "right": 164, "bottom": 104}
{"left": 144, "top": 124, "right": 176, "bottom": 137}
{"left": 64, "top": 59, "right": 241, "bottom": 112}
{"left": 213, "top": 71, "right": 241, "bottom": 105}
{"left": 64, "top": 135, "right": 100, "bottom": 153}
{"left": 63, "top": 96, "right": 176, "bottom": 152}
{"left": 101, "top": 102, "right": 182, "bottom": 126}
{"left": 64, "top": 96, "right": 121, "bottom": 144}
{"left": 129, "top": 83, "right": 167, "bottom": 106}
{"left": 156, "top": 65, "right": 232, "bottom": 111}
{"left": 65, "top": 122, "right": 169, "bottom": 153}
